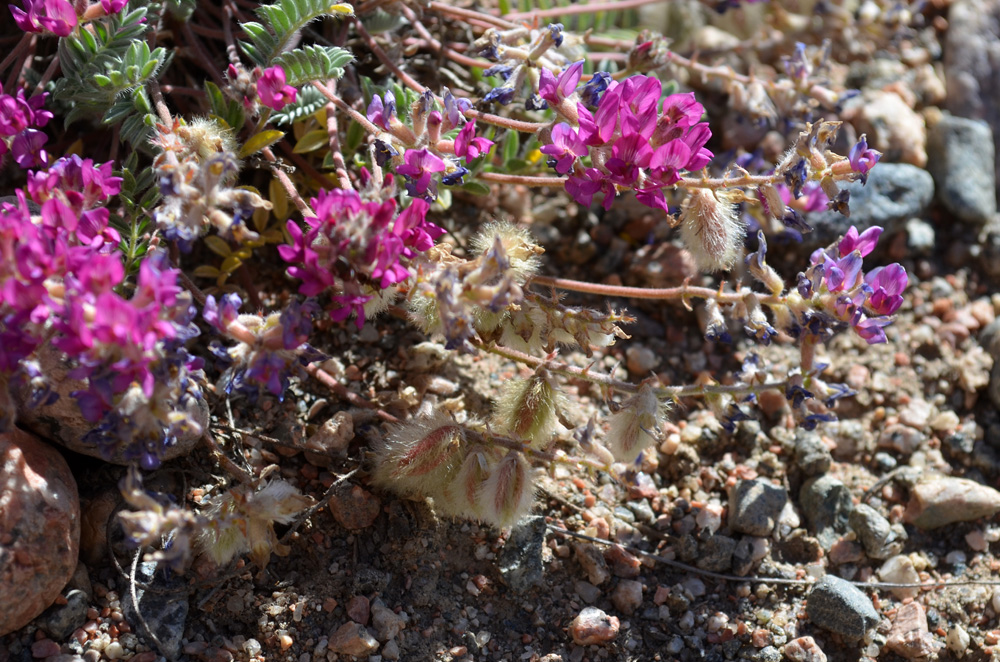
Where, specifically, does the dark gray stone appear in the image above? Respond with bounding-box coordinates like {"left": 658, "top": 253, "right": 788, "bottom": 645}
{"left": 804, "top": 164, "right": 934, "bottom": 248}
{"left": 806, "top": 575, "right": 880, "bottom": 639}
{"left": 794, "top": 431, "right": 832, "bottom": 476}
{"left": 122, "top": 561, "right": 189, "bottom": 660}
{"left": 944, "top": 0, "right": 1000, "bottom": 193}
{"left": 696, "top": 535, "right": 736, "bottom": 573}
{"left": 800, "top": 476, "right": 854, "bottom": 549}
{"left": 498, "top": 516, "right": 546, "bottom": 592}
{"left": 728, "top": 479, "right": 788, "bottom": 537}
{"left": 849, "top": 503, "right": 905, "bottom": 560}
{"left": 38, "top": 589, "right": 89, "bottom": 641}
{"left": 927, "top": 114, "right": 997, "bottom": 225}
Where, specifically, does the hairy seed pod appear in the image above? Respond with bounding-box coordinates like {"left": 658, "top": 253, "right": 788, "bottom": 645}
{"left": 480, "top": 450, "right": 535, "bottom": 528}
{"left": 607, "top": 382, "right": 666, "bottom": 463}
{"left": 492, "top": 369, "right": 565, "bottom": 449}
{"left": 679, "top": 189, "right": 745, "bottom": 272}
{"left": 372, "top": 412, "right": 465, "bottom": 495}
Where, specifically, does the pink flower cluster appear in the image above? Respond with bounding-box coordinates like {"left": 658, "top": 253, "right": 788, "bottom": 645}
{"left": 799, "top": 225, "right": 908, "bottom": 344}
{"left": 538, "top": 69, "right": 713, "bottom": 213}
{"left": 279, "top": 188, "right": 445, "bottom": 327}
{"left": 0, "top": 82, "right": 52, "bottom": 169}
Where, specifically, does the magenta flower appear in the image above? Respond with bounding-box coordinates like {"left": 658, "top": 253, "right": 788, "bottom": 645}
{"left": 257, "top": 66, "right": 297, "bottom": 111}
{"left": 566, "top": 167, "right": 615, "bottom": 210}
{"left": 100, "top": 0, "right": 127, "bottom": 13}
{"left": 28, "top": 155, "right": 122, "bottom": 210}
{"left": 538, "top": 61, "right": 584, "bottom": 105}
{"left": 454, "top": 121, "right": 494, "bottom": 162}
{"left": 539, "top": 123, "right": 587, "bottom": 174}
{"left": 396, "top": 148, "right": 447, "bottom": 200}
{"left": 838, "top": 225, "right": 882, "bottom": 257}
{"left": 605, "top": 133, "right": 653, "bottom": 186}
{"left": 10, "top": 0, "right": 77, "bottom": 36}
{"left": 865, "top": 263, "right": 907, "bottom": 316}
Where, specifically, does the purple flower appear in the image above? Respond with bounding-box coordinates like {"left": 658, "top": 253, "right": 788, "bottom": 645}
{"left": 396, "top": 148, "right": 446, "bottom": 201}
{"left": 11, "top": 128, "right": 47, "bottom": 168}
{"left": 566, "top": 167, "right": 615, "bottom": 210}
{"left": 203, "top": 293, "right": 243, "bottom": 333}
{"left": 257, "top": 66, "right": 296, "bottom": 111}
{"left": 443, "top": 89, "right": 470, "bottom": 127}
{"left": 853, "top": 315, "right": 892, "bottom": 344}
{"left": 838, "top": 225, "right": 882, "bottom": 257}
{"left": 454, "top": 121, "right": 494, "bottom": 162}
{"left": 538, "top": 61, "right": 584, "bottom": 105}
{"left": 848, "top": 134, "right": 881, "bottom": 183}
{"left": 865, "top": 263, "right": 907, "bottom": 316}
{"left": 539, "top": 123, "right": 587, "bottom": 174}
{"left": 823, "top": 252, "right": 863, "bottom": 293}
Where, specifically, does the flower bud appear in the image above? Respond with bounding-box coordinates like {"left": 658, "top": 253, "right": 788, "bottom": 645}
{"left": 470, "top": 222, "right": 543, "bottom": 284}
{"left": 481, "top": 450, "right": 535, "bottom": 527}
{"left": 607, "top": 382, "right": 666, "bottom": 463}
{"left": 760, "top": 185, "right": 785, "bottom": 220}
{"left": 493, "top": 369, "right": 565, "bottom": 449}
{"left": 679, "top": 189, "right": 745, "bottom": 272}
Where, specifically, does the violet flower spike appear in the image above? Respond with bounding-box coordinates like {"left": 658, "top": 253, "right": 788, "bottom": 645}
{"left": 397, "top": 149, "right": 446, "bottom": 201}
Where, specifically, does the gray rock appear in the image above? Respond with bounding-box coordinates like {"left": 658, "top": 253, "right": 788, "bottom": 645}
{"left": 696, "top": 535, "right": 736, "bottom": 573}
{"left": 38, "top": 589, "right": 90, "bottom": 641}
{"left": 849, "top": 503, "right": 905, "bottom": 560}
{"left": 800, "top": 476, "right": 854, "bottom": 549}
{"left": 806, "top": 575, "right": 880, "bottom": 639}
{"left": 905, "top": 218, "right": 936, "bottom": 254}
{"left": 728, "top": 479, "right": 788, "bottom": 537}
{"left": 122, "top": 561, "right": 189, "bottom": 659}
{"left": 498, "top": 515, "right": 546, "bottom": 592}
{"left": 944, "top": 0, "right": 1000, "bottom": 193}
{"left": 927, "top": 114, "right": 997, "bottom": 224}
{"left": 804, "top": 164, "right": 935, "bottom": 248}
{"left": 794, "top": 431, "right": 832, "bottom": 476}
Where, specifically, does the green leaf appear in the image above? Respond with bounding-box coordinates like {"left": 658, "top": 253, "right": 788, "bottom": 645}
{"left": 272, "top": 45, "right": 353, "bottom": 87}
{"left": 239, "top": 130, "right": 286, "bottom": 158}
{"left": 192, "top": 265, "right": 222, "bottom": 279}
{"left": 241, "top": 0, "right": 352, "bottom": 66}
{"left": 293, "top": 129, "right": 329, "bottom": 153}
{"left": 461, "top": 181, "right": 491, "bottom": 196}
{"left": 204, "top": 236, "right": 233, "bottom": 257}
{"left": 499, "top": 0, "right": 510, "bottom": 14}
{"left": 502, "top": 129, "right": 519, "bottom": 164}
{"left": 270, "top": 84, "right": 326, "bottom": 126}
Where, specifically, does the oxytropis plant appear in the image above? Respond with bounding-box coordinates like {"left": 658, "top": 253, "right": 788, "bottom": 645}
{"left": 0, "top": 0, "right": 909, "bottom": 574}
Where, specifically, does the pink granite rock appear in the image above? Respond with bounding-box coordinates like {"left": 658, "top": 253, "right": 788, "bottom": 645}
{"left": 569, "top": 607, "right": 620, "bottom": 646}
{"left": 887, "top": 602, "right": 940, "bottom": 659}
{"left": 0, "top": 428, "right": 80, "bottom": 636}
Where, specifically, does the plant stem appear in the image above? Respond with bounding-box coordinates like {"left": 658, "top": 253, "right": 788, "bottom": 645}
{"left": 478, "top": 172, "right": 566, "bottom": 187}
{"left": 530, "top": 274, "right": 784, "bottom": 307}
{"left": 427, "top": 1, "right": 515, "bottom": 29}
{"left": 503, "top": 0, "right": 664, "bottom": 20}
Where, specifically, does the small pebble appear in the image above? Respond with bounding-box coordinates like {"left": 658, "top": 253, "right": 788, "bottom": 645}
{"left": 346, "top": 595, "right": 370, "bottom": 625}
{"left": 806, "top": 576, "right": 879, "bottom": 639}
{"left": 103, "top": 642, "right": 124, "bottom": 660}
{"left": 328, "top": 622, "right": 379, "bottom": 657}
{"left": 878, "top": 555, "right": 921, "bottom": 600}
{"left": 611, "top": 579, "right": 643, "bottom": 615}
{"left": 568, "top": 607, "right": 620, "bottom": 645}
{"left": 887, "top": 602, "right": 938, "bottom": 659}
{"left": 904, "top": 476, "right": 1000, "bottom": 529}
{"left": 31, "top": 639, "right": 62, "bottom": 658}
{"left": 783, "top": 636, "right": 827, "bottom": 662}
{"left": 947, "top": 625, "right": 970, "bottom": 658}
